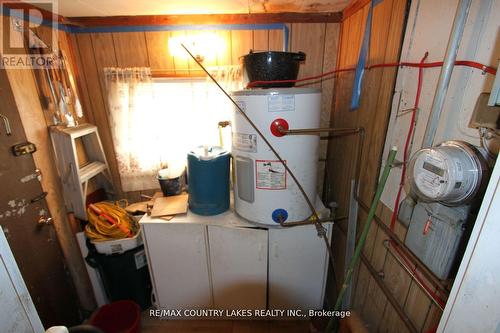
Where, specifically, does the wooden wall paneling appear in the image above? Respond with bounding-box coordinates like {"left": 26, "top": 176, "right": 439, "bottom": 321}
{"left": 199, "top": 30, "right": 218, "bottom": 69}
{"left": 290, "top": 23, "right": 327, "bottom": 194}
{"left": 112, "top": 32, "right": 150, "bottom": 67}
{"left": 320, "top": 23, "right": 340, "bottom": 198}
{"left": 379, "top": 302, "right": 411, "bottom": 333}
{"left": 68, "top": 33, "right": 95, "bottom": 125}
{"left": 370, "top": 226, "right": 389, "bottom": 271}
{"left": 230, "top": 30, "right": 253, "bottom": 65}
{"left": 145, "top": 31, "right": 175, "bottom": 71}
{"left": 290, "top": 23, "right": 326, "bottom": 88}
{"left": 75, "top": 33, "right": 122, "bottom": 195}
{"left": 252, "top": 29, "right": 269, "bottom": 51}
{"left": 326, "top": 8, "right": 368, "bottom": 219}
{"left": 361, "top": 276, "right": 388, "bottom": 331}
{"left": 215, "top": 30, "right": 232, "bottom": 66}
{"left": 268, "top": 28, "right": 284, "bottom": 51}
{"left": 403, "top": 281, "right": 433, "bottom": 331}
{"left": 383, "top": 252, "right": 412, "bottom": 308}
{"left": 421, "top": 303, "right": 442, "bottom": 333}
{"left": 89, "top": 33, "right": 124, "bottom": 194}
{"left": 357, "top": 0, "right": 400, "bottom": 205}
{"left": 170, "top": 30, "right": 189, "bottom": 75}
{"left": 352, "top": 261, "right": 371, "bottom": 311}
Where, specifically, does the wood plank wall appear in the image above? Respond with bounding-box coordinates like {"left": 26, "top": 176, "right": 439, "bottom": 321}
{"left": 326, "top": 1, "right": 443, "bottom": 332}
{"left": 70, "top": 24, "right": 340, "bottom": 200}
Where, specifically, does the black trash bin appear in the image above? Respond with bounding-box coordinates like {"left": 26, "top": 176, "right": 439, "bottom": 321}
{"left": 86, "top": 244, "right": 152, "bottom": 310}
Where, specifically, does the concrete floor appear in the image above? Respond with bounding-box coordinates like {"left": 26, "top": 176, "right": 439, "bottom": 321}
{"left": 141, "top": 316, "right": 313, "bottom": 333}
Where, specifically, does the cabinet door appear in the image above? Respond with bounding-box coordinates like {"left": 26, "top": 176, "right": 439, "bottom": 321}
{"left": 268, "top": 224, "right": 331, "bottom": 310}
{"left": 208, "top": 225, "right": 267, "bottom": 310}
{"left": 141, "top": 223, "right": 212, "bottom": 309}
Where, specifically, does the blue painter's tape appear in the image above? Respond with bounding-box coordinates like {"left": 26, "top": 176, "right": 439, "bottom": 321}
{"left": 272, "top": 208, "right": 289, "bottom": 223}
{"left": 350, "top": 0, "right": 383, "bottom": 111}
{"left": 283, "top": 24, "right": 290, "bottom": 51}
{"left": 67, "top": 23, "right": 287, "bottom": 34}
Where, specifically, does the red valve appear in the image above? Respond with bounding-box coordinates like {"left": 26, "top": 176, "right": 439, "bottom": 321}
{"left": 270, "top": 118, "right": 289, "bottom": 137}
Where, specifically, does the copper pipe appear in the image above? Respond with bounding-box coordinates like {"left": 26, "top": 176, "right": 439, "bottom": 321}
{"left": 280, "top": 126, "right": 361, "bottom": 135}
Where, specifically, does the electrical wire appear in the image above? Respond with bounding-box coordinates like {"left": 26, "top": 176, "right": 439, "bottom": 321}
{"left": 246, "top": 59, "right": 497, "bottom": 88}
{"left": 389, "top": 52, "right": 428, "bottom": 230}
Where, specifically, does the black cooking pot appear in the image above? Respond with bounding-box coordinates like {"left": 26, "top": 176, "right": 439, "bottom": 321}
{"left": 242, "top": 50, "right": 306, "bottom": 87}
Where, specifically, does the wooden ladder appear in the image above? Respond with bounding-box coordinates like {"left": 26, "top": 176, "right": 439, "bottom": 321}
{"left": 50, "top": 124, "right": 114, "bottom": 220}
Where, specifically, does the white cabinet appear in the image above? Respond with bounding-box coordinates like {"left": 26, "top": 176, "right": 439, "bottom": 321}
{"left": 141, "top": 223, "right": 212, "bottom": 309}
{"left": 268, "top": 224, "right": 331, "bottom": 310}
{"left": 208, "top": 225, "right": 267, "bottom": 310}
{"left": 140, "top": 204, "right": 331, "bottom": 313}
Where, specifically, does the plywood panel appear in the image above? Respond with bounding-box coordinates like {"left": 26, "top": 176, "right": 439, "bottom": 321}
{"left": 252, "top": 30, "right": 269, "bottom": 51}
{"left": 231, "top": 30, "right": 253, "bottom": 65}
{"left": 379, "top": 302, "right": 411, "bottom": 333}
{"left": 76, "top": 33, "right": 123, "bottom": 194}
{"left": 216, "top": 30, "right": 232, "bottom": 66}
{"left": 145, "top": 31, "right": 174, "bottom": 71}
{"left": 404, "top": 281, "right": 432, "bottom": 331}
{"left": 170, "top": 30, "right": 190, "bottom": 75}
{"left": 269, "top": 28, "right": 284, "bottom": 51}
{"left": 113, "top": 32, "right": 149, "bottom": 67}
{"left": 290, "top": 23, "right": 326, "bottom": 88}
{"left": 361, "top": 277, "right": 388, "bottom": 331}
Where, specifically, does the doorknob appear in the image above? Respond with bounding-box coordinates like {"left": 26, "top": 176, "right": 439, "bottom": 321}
{"left": 38, "top": 215, "right": 53, "bottom": 225}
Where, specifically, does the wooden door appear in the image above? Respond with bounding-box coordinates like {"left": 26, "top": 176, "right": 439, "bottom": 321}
{"left": 141, "top": 223, "right": 212, "bottom": 310}
{"left": 0, "top": 226, "right": 45, "bottom": 333}
{"left": 0, "top": 69, "right": 80, "bottom": 328}
{"left": 268, "top": 224, "right": 331, "bottom": 310}
{"left": 208, "top": 225, "right": 267, "bottom": 310}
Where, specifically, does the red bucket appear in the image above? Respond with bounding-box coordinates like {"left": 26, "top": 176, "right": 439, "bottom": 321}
{"left": 90, "top": 300, "right": 141, "bottom": 333}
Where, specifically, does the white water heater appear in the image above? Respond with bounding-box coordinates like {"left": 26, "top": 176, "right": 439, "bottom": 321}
{"left": 231, "top": 88, "right": 321, "bottom": 225}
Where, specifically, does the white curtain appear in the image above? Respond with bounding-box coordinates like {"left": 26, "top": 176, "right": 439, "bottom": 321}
{"left": 104, "top": 67, "right": 162, "bottom": 191}
{"left": 104, "top": 66, "right": 242, "bottom": 192}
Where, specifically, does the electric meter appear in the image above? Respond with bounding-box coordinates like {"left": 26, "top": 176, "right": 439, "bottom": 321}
{"left": 407, "top": 140, "right": 487, "bottom": 205}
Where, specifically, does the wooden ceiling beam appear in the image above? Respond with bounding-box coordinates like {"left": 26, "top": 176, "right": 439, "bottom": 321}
{"left": 66, "top": 12, "right": 343, "bottom": 27}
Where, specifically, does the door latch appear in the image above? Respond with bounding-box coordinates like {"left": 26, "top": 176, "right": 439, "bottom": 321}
{"left": 20, "top": 169, "right": 42, "bottom": 183}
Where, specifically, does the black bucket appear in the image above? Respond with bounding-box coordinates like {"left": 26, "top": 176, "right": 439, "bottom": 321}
{"left": 158, "top": 174, "right": 184, "bottom": 196}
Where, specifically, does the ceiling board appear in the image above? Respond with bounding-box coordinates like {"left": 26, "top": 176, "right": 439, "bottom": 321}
{"left": 47, "top": 0, "right": 352, "bottom": 17}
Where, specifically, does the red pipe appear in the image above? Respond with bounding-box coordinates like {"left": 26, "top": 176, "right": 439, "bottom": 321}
{"left": 246, "top": 59, "right": 496, "bottom": 87}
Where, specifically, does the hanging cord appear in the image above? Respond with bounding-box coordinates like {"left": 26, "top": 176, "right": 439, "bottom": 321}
{"left": 246, "top": 59, "right": 496, "bottom": 88}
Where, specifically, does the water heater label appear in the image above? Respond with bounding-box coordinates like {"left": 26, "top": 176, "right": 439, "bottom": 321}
{"left": 256, "top": 160, "right": 287, "bottom": 190}
{"left": 233, "top": 133, "right": 257, "bottom": 153}
{"left": 268, "top": 95, "right": 295, "bottom": 112}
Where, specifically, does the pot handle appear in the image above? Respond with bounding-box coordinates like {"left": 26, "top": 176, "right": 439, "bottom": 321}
{"left": 293, "top": 52, "right": 306, "bottom": 61}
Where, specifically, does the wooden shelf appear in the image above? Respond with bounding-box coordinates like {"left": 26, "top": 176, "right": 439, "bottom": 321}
{"left": 79, "top": 161, "right": 107, "bottom": 183}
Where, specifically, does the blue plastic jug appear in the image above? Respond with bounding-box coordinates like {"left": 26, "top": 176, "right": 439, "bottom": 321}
{"left": 187, "top": 146, "right": 230, "bottom": 215}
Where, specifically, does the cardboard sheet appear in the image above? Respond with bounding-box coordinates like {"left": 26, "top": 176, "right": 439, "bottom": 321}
{"left": 150, "top": 193, "right": 188, "bottom": 218}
